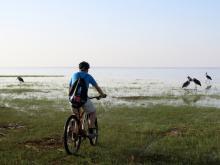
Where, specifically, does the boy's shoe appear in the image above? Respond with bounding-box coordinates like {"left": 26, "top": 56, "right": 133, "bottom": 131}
{"left": 88, "top": 133, "right": 97, "bottom": 139}
{"left": 88, "top": 128, "right": 97, "bottom": 139}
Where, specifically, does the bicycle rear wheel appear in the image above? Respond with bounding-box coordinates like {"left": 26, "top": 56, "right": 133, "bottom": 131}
{"left": 63, "top": 115, "right": 81, "bottom": 154}
{"left": 89, "top": 118, "right": 98, "bottom": 146}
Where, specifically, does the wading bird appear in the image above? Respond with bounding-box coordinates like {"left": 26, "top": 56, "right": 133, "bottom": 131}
{"left": 205, "top": 72, "right": 212, "bottom": 84}
{"left": 192, "top": 78, "right": 201, "bottom": 86}
{"left": 17, "top": 76, "right": 24, "bottom": 83}
{"left": 182, "top": 80, "right": 190, "bottom": 88}
{"left": 192, "top": 78, "right": 201, "bottom": 90}
{"left": 181, "top": 76, "right": 193, "bottom": 89}
{"left": 206, "top": 72, "right": 212, "bottom": 80}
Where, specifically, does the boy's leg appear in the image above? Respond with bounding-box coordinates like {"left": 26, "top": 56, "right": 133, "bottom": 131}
{"left": 69, "top": 107, "right": 79, "bottom": 136}
{"left": 87, "top": 111, "right": 96, "bottom": 128}
{"left": 82, "top": 99, "right": 96, "bottom": 129}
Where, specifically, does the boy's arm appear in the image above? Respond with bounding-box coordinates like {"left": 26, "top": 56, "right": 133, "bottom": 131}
{"left": 94, "top": 84, "right": 106, "bottom": 98}
{"left": 89, "top": 75, "right": 106, "bottom": 97}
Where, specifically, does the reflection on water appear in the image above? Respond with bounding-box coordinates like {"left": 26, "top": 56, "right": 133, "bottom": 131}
{"left": 205, "top": 85, "right": 212, "bottom": 90}
{"left": 181, "top": 95, "right": 202, "bottom": 105}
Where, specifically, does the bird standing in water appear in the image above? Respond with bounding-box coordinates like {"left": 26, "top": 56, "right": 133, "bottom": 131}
{"left": 182, "top": 80, "right": 190, "bottom": 88}
{"left": 17, "top": 76, "right": 24, "bottom": 83}
{"left": 206, "top": 72, "right": 212, "bottom": 80}
{"left": 181, "top": 76, "right": 192, "bottom": 89}
{"left": 205, "top": 72, "right": 212, "bottom": 84}
{"left": 192, "top": 78, "right": 201, "bottom": 90}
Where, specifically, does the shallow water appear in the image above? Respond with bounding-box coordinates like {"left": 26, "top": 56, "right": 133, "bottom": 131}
{"left": 0, "top": 67, "right": 219, "bottom": 109}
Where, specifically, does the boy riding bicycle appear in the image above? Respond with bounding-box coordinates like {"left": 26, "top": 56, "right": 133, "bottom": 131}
{"left": 69, "top": 61, "right": 106, "bottom": 137}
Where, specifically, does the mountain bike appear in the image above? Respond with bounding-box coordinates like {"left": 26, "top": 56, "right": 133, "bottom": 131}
{"left": 63, "top": 96, "right": 102, "bottom": 155}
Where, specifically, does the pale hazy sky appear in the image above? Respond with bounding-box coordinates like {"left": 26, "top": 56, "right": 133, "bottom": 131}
{"left": 0, "top": 0, "right": 219, "bottom": 67}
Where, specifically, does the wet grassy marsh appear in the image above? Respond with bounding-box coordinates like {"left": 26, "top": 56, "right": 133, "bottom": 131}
{"left": 0, "top": 75, "right": 220, "bottom": 164}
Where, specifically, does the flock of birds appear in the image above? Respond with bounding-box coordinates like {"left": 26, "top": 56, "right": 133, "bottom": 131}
{"left": 182, "top": 72, "right": 212, "bottom": 89}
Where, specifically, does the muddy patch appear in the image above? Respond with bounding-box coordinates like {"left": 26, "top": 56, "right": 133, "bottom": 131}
{"left": 164, "top": 127, "right": 187, "bottom": 137}
{"left": 23, "top": 135, "right": 63, "bottom": 150}
{"left": 0, "top": 122, "right": 26, "bottom": 139}
{"left": 0, "top": 122, "right": 25, "bottom": 130}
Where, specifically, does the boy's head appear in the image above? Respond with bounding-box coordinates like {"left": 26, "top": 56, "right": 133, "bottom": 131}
{"left": 79, "top": 61, "right": 90, "bottom": 71}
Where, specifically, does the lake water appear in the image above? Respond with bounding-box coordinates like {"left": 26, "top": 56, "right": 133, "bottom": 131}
{"left": 0, "top": 67, "right": 220, "bottom": 108}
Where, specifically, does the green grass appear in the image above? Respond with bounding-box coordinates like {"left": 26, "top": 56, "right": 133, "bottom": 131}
{"left": 1, "top": 99, "right": 220, "bottom": 164}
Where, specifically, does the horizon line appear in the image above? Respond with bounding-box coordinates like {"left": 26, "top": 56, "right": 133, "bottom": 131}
{"left": 0, "top": 66, "right": 220, "bottom": 69}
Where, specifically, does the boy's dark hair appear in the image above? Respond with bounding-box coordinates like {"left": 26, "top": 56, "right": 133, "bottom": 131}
{"left": 79, "top": 61, "right": 90, "bottom": 70}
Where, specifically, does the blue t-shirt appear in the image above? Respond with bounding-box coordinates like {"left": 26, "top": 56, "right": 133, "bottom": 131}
{"left": 69, "top": 71, "right": 97, "bottom": 88}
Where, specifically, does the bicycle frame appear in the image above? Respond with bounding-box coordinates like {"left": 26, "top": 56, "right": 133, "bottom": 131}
{"left": 74, "top": 107, "right": 88, "bottom": 136}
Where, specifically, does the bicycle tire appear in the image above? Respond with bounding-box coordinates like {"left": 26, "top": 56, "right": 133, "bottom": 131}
{"left": 89, "top": 118, "right": 98, "bottom": 146}
{"left": 63, "top": 115, "right": 81, "bottom": 154}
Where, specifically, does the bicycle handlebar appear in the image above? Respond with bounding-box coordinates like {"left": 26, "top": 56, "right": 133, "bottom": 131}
{"left": 89, "top": 95, "right": 107, "bottom": 100}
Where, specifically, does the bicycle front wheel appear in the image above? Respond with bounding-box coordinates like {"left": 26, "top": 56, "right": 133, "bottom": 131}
{"left": 63, "top": 115, "right": 81, "bottom": 154}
